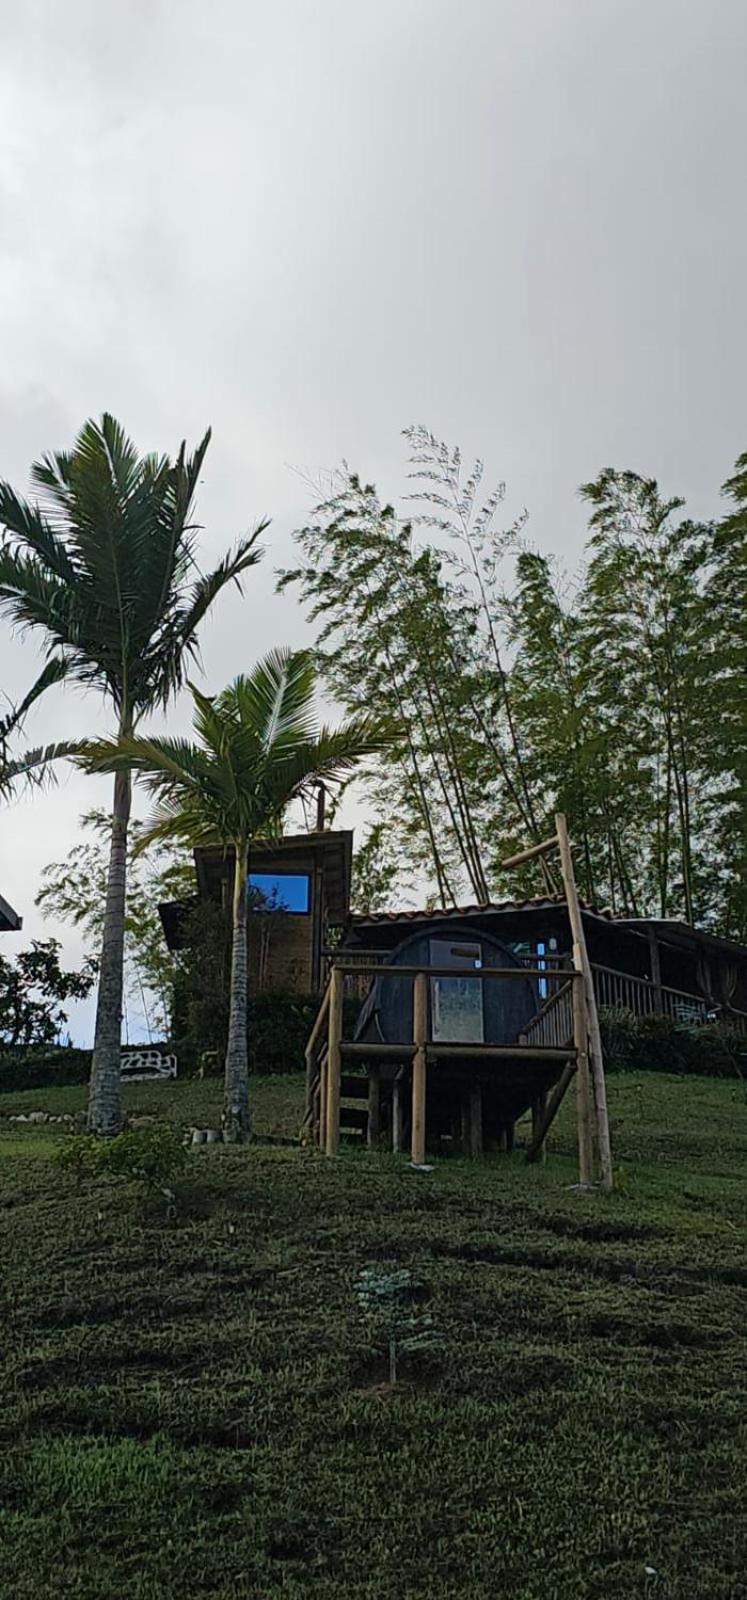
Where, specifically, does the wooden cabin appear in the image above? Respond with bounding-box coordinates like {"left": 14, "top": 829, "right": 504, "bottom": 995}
{"left": 303, "top": 891, "right": 747, "bottom": 1167}
{"left": 342, "top": 897, "right": 747, "bottom": 1023}
{"left": 158, "top": 830, "right": 353, "bottom": 996}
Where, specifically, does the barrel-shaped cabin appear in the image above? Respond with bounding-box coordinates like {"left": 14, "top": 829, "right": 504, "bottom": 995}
{"left": 305, "top": 920, "right": 578, "bottom": 1159}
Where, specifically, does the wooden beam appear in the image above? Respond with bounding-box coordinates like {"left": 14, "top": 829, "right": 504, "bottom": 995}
{"left": 526, "top": 1061, "right": 575, "bottom": 1162}
{"left": 555, "top": 813, "right": 613, "bottom": 1190}
{"left": 340, "top": 1041, "right": 415, "bottom": 1058}
{"left": 329, "top": 962, "right": 578, "bottom": 981}
{"left": 324, "top": 967, "right": 343, "bottom": 1157}
{"left": 411, "top": 971, "right": 427, "bottom": 1165}
{"left": 426, "top": 1043, "right": 577, "bottom": 1062}
{"left": 367, "top": 1070, "right": 381, "bottom": 1148}
{"left": 392, "top": 1074, "right": 404, "bottom": 1153}
{"left": 501, "top": 835, "right": 560, "bottom": 869}
{"left": 531, "top": 1090, "right": 548, "bottom": 1164}
{"left": 468, "top": 1084, "right": 483, "bottom": 1157}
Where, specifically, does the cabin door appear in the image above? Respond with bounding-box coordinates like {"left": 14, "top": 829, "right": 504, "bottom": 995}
{"left": 429, "top": 939, "right": 484, "bottom": 1043}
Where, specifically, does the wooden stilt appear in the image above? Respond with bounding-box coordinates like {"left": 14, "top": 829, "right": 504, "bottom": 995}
{"left": 324, "top": 967, "right": 343, "bottom": 1157}
{"left": 469, "top": 1084, "right": 483, "bottom": 1157}
{"left": 531, "top": 1090, "right": 548, "bottom": 1163}
{"left": 367, "top": 1069, "right": 381, "bottom": 1148}
{"left": 411, "top": 972, "right": 427, "bottom": 1166}
{"left": 460, "top": 1096, "right": 471, "bottom": 1156}
{"left": 555, "top": 814, "right": 613, "bottom": 1191}
{"left": 392, "top": 1074, "right": 404, "bottom": 1152}
{"left": 526, "top": 1060, "right": 575, "bottom": 1162}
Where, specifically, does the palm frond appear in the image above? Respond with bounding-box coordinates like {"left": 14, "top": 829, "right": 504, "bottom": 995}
{"left": 0, "top": 485, "right": 78, "bottom": 583}
{"left": 0, "top": 739, "right": 81, "bottom": 799}
{"left": 227, "top": 647, "right": 317, "bottom": 752}
{"left": 0, "top": 657, "right": 68, "bottom": 742}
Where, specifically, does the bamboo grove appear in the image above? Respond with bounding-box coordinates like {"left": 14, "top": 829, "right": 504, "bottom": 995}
{"left": 281, "top": 428, "right": 746, "bottom": 939}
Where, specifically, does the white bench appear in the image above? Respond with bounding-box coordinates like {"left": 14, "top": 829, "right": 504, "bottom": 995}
{"left": 120, "top": 1051, "right": 177, "bottom": 1083}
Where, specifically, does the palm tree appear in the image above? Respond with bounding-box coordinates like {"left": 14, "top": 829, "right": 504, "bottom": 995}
{"left": 88, "top": 648, "right": 389, "bottom": 1141}
{"left": 0, "top": 415, "right": 265, "bottom": 1133}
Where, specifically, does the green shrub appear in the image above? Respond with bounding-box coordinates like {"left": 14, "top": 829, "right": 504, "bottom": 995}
{"left": 56, "top": 1127, "right": 188, "bottom": 1211}
{"left": 0, "top": 1045, "right": 92, "bottom": 1092}
{"left": 600, "top": 1008, "right": 747, "bottom": 1079}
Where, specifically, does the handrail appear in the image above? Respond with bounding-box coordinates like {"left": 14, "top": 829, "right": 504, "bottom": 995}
{"left": 520, "top": 981, "right": 574, "bottom": 1049}
{"left": 326, "top": 961, "right": 581, "bottom": 980}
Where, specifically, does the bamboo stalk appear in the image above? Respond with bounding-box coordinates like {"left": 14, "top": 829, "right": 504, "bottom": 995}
{"left": 555, "top": 813, "right": 613, "bottom": 1190}
{"left": 572, "top": 963, "right": 594, "bottom": 1184}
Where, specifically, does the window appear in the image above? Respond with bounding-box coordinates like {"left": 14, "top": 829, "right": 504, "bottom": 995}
{"left": 248, "top": 872, "right": 310, "bottom": 914}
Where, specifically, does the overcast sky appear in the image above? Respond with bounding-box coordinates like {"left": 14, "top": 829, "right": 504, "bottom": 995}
{"left": 1, "top": 0, "right": 746, "bottom": 1042}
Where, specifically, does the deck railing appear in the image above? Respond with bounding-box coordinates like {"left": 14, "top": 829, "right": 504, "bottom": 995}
{"left": 519, "top": 981, "right": 574, "bottom": 1049}
{"left": 324, "top": 947, "right": 747, "bottom": 1034}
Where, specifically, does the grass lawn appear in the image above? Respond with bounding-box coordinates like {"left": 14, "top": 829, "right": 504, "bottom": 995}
{"left": 1, "top": 1069, "right": 746, "bottom": 1598}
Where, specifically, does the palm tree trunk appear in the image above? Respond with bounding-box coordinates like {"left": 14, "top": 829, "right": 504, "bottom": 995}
{"left": 87, "top": 766, "right": 131, "bottom": 1133}
{"left": 223, "top": 840, "right": 250, "bottom": 1142}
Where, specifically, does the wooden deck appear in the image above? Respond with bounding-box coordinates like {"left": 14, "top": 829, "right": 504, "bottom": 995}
{"left": 304, "top": 962, "right": 584, "bottom": 1166}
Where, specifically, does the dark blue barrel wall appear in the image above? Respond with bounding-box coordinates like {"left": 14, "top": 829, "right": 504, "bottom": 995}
{"left": 354, "top": 922, "right": 538, "bottom": 1046}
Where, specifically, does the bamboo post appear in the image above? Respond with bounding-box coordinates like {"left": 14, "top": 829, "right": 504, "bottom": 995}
{"left": 411, "top": 972, "right": 427, "bottom": 1166}
{"left": 572, "top": 970, "right": 594, "bottom": 1183}
{"left": 324, "top": 966, "right": 343, "bottom": 1157}
{"left": 555, "top": 813, "right": 613, "bottom": 1190}
{"left": 367, "top": 1069, "right": 381, "bottom": 1148}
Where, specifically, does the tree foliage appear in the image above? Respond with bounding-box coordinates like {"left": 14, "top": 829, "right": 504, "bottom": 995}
{"left": 0, "top": 939, "right": 96, "bottom": 1050}
{"left": 283, "top": 428, "right": 745, "bottom": 938}
{"left": 0, "top": 413, "right": 265, "bottom": 1134}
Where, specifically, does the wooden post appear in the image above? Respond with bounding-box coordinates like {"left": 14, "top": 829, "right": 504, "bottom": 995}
{"left": 325, "top": 966, "right": 343, "bottom": 1157}
{"left": 318, "top": 1052, "right": 327, "bottom": 1149}
{"left": 411, "top": 972, "right": 427, "bottom": 1166}
{"left": 572, "top": 969, "right": 594, "bottom": 1184}
{"left": 469, "top": 1084, "right": 483, "bottom": 1158}
{"left": 531, "top": 1089, "right": 548, "bottom": 1163}
{"left": 555, "top": 814, "right": 613, "bottom": 1190}
{"left": 648, "top": 927, "right": 663, "bottom": 1014}
{"left": 367, "top": 1069, "right": 381, "bottom": 1148}
{"left": 392, "top": 1073, "right": 404, "bottom": 1153}
{"left": 526, "top": 1060, "right": 576, "bottom": 1162}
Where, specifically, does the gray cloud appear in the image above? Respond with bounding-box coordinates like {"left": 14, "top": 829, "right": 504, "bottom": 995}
{"left": 2, "top": 0, "right": 745, "bottom": 1038}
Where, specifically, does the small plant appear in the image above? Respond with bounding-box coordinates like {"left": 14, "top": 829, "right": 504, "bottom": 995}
{"left": 356, "top": 1267, "right": 442, "bottom": 1385}
{"left": 56, "top": 1126, "right": 188, "bottom": 1213}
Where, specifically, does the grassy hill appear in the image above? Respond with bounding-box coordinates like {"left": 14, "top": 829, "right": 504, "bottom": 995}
{"left": 1, "top": 1070, "right": 745, "bottom": 1599}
